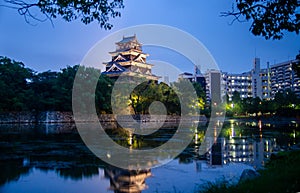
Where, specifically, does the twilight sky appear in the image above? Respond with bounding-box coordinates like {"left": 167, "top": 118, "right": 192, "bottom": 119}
{"left": 0, "top": 0, "right": 299, "bottom": 74}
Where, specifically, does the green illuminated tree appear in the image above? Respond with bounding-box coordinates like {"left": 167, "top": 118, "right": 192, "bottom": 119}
{"left": 129, "top": 81, "right": 181, "bottom": 115}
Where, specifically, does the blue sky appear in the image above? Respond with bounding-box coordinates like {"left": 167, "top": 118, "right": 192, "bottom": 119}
{"left": 0, "top": 0, "right": 299, "bottom": 74}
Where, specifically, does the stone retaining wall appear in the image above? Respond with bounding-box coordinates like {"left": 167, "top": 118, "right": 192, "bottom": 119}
{"left": 0, "top": 112, "right": 37, "bottom": 123}
{"left": 0, "top": 111, "right": 207, "bottom": 124}
{"left": 0, "top": 112, "right": 74, "bottom": 124}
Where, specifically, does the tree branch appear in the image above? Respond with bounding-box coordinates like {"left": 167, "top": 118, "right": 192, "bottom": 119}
{"left": 0, "top": 0, "right": 124, "bottom": 29}
{"left": 221, "top": 3, "right": 268, "bottom": 21}
{"left": 221, "top": 0, "right": 300, "bottom": 40}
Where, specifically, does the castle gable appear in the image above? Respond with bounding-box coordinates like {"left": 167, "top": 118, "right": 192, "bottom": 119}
{"left": 113, "top": 54, "right": 127, "bottom": 62}
{"left": 106, "top": 63, "right": 126, "bottom": 73}
{"left": 133, "top": 54, "right": 145, "bottom": 63}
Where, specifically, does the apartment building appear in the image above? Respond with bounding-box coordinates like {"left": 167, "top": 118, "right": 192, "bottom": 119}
{"left": 223, "top": 72, "right": 252, "bottom": 100}
{"left": 270, "top": 59, "right": 300, "bottom": 97}
{"left": 179, "top": 58, "right": 300, "bottom": 102}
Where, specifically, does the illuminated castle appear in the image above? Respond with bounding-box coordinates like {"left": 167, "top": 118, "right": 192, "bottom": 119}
{"left": 102, "top": 35, "right": 160, "bottom": 81}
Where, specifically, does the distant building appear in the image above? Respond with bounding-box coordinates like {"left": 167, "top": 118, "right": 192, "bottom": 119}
{"left": 186, "top": 58, "right": 300, "bottom": 101}
{"left": 163, "top": 75, "right": 170, "bottom": 85}
{"left": 102, "top": 35, "right": 160, "bottom": 81}
{"left": 270, "top": 59, "right": 300, "bottom": 97}
{"left": 178, "top": 72, "right": 194, "bottom": 82}
{"left": 178, "top": 67, "right": 224, "bottom": 105}
{"left": 260, "top": 63, "right": 271, "bottom": 100}
{"left": 178, "top": 65, "right": 206, "bottom": 93}
{"left": 251, "top": 58, "right": 263, "bottom": 99}
{"left": 224, "top": 72, "right": 252, "bottom": 100}
{"left": 223, "top": 58, "right": 272, "bottom": 101}
{"left": 205, "top": 69, "right": 222, "bottom": 104}
{"left": 194, "top": 65, "right": 207, "bottom": 89}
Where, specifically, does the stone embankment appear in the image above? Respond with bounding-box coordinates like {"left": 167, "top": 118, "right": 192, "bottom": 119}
{"left": 0, "top": 111, "right": 207, "bottom": 124}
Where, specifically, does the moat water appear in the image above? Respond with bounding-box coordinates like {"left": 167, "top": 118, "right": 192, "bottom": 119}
{"left": 0, "top": 118, "right": 299, "bottom": 193}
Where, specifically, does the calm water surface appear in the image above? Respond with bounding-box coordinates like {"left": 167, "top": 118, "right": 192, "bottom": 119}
{"left": 0, "top": 119, "right": 299, "bottom": 193}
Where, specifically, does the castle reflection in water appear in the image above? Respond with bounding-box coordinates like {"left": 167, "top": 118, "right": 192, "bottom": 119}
{"left": 104, "top": 167, "right": 151, "bottom": 193}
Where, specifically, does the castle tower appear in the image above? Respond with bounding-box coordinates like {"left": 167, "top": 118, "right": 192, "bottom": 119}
{"left": 102, "top": 35, "right": 160, "bottom": 81}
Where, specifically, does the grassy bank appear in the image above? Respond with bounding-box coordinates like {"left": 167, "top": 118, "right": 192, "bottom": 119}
{"left": 197, "top": 150, "right": 300, "bottom": 193}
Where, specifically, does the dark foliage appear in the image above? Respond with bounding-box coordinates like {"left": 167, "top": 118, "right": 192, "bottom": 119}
{"left": 0, "top": 56, "right": 114, "bottom": 113}
{"left": 0, "top": 56, "right": 33, "bottom": 111}
{"left": 223, "top": 0, "right": 300, "bottom": 40}
{"left": 1, "top": 0, "right": 124, "bottom": 29}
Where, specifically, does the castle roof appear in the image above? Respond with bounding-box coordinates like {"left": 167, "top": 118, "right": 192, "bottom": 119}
{"left": 116, "top": 35, "right": 139, "bottom": 44}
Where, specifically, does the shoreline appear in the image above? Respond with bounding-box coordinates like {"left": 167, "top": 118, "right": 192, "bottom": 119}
{"left": 0, "top": 111, "right": 207, "bottom": 124}
{"left": 1, "top": 111, "right": 300, "bottom": 124}
{"left": 198, "top": 149, "right": 300, "bottom": 193}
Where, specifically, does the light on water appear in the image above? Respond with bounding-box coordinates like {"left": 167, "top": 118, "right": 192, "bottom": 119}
{"left": 0, "top": 119, "right": 299, "bottom": 192}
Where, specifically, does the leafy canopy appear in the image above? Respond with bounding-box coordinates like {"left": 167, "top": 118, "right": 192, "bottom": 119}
{"left": 222, "top": 0, "right": 300, "bottom": 40}
{"left": 2, "top": 0, "right": 124, "bottom": 29}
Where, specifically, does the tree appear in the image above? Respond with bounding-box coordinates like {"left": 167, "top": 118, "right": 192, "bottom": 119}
{"left": 95, "top": 74, "right": 114, "bottom": 113}
{"left": 55, "top": 65, "right": 79, "bottom": 111}
{"left": 0, "top": 56, "right": 116, "bottom": 113}
{"left": 192, "top": 82, "right": 206, "bottom": 100}
{"left": 129, "top": 81, "right": 169, "bottom": 115}
{"left": 222, "top": 0, "right": 300, "bottom": 40}
{"left": 260, "top": 99, "right": 276, "bottom": 114}
{"left": 229, "top": 91, "right": 243, "bottom": 115}
{"left": 127, "top": 81, "right": 181, "bottom": 115}
{"left": 0, "top": 56, "right": 33, "bottom": 111}
{"left": 172, "top": 79, "right": 202, "bottom": 115}
{"left": 274, "top": 89, "right": 299, "bottom": 108}
{"left": 72, "top": 65, "right": 113, "bottom": 114}
{"left": 231, "top": 91, "right": 241, "bottom": 104}
{"left": 1, "top": 0, "right": 124, "bottom": 29}
{"left": 30, "top": 70, "right": 60, "bottom": 111}
{"left": 158, "top": 82, "right": 180, "bottom": 115}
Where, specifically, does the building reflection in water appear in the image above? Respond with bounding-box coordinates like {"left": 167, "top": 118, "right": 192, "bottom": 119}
{"left": 202, "top": 120, "right": 277, "bottom": 169}
{"left": 104, "top": 167, "right": 151, "bottom": 193}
